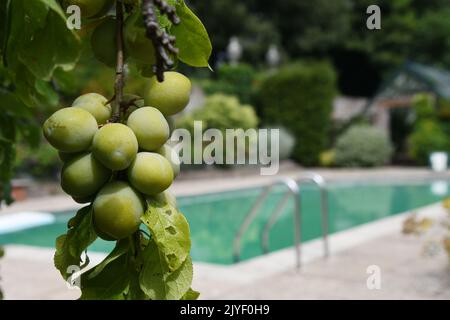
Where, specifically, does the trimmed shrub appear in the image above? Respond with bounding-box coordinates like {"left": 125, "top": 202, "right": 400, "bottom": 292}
{"left": 262, "top": 126, "right": 295, "bottom": 161}
{"left": 408, "top": 119, "right": 449, "bottom": 165}
{"left": 202, "top": 64, "right": 256, "bottom": 104}
{"left": 176, "top": 94, "right": 258, "bottom": 132}
{"left": 256, "top": 61, "right": 337, "bottom": 166}
{"left": 334, "top": 125, "right": 393, "bottom": 167}
{"left": 176, "top": 94, "right": 259, "bottom": 167}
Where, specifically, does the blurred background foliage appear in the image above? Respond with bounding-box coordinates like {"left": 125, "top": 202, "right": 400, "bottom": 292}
{"left": 188, "top": 0, "right": 450, "bottom": 96}
{"left": 3, "top": 0, "right": 450, "bottom": 191}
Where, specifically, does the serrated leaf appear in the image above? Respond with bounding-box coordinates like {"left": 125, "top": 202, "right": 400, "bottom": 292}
{"left": 88, "top": 240, "right": 129, "bottom": 279}
{"left": 80, "top": 253, "right": 130, "bottom": 300}
{"left": 34, "top": 79, "right": 59, "bottom": 106}
{"left": 18, "top": 9, "right": 80, "bottom": 80}
{"left": 54, "top": 206, "right": 97, "bottom": 280}
{"left": 141, "top": 197, "right": 191, "bottom": 272}
{"left": 181, "top": 288, "right": 200, "bottom": 300}
{"left": 172, "top": 0, "right": 212, "bottom": 67}
{"left": 3, "top": 0, "right": 80, "bottom": 107}
{"left": 139, "top": 239, "right": 193, "bottom": 300}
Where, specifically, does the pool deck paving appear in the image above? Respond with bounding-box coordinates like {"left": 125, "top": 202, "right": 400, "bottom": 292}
{"left": 1, "top": 202, "right": 449, "bottom": 300}
{"left": 1, "top": 167, "right": 450, "bottom": 299}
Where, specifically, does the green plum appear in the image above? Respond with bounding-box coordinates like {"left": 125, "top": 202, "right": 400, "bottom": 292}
{"left": 153, "top": 190, "right": 177, "bottom": 208}
{"left": 146, "top": 72, "right": 192, "bottom": 116}
{"left": 72, "top": 93, "right": 112, "bottom": 125}
{"left": 93, "top": 181, "right": 145, "bottom": 240}
{"left": 43, "top": 108, "right": 98, "bottom": 153}
{"left": 157, "top": 144, "right": 180, "bottom": 178}
{"left": 72, "top": 195, "right": 94, "bottom": 204}
{"left": 58, "top": 151, "right": 83, "bottom": 163}
{"left": 92, "top": 123, "right": 138, "bottom": 171}
{"left": 127, "top": 107, "right": 170, "bottom": 151}
{"left": 127, "top": 152, "right": 174, "bottom": 195}
{"left": 61, "top": 153, "right": 111, "bottom": 198}
{"left": 93, "top": 219, "right": 116, "bottom": 241}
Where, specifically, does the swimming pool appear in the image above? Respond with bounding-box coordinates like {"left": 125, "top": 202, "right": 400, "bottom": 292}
{"left": 0, "top": 179, "right": 449, "bottom": 264}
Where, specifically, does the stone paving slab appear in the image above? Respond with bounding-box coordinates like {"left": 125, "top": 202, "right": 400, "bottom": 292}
{"left": 206, "top": 234, "right": 450, "bottom": 300}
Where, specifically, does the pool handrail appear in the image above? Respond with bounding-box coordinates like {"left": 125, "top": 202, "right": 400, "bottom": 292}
{"left": 232, "top": 177, "right": 302, "bottom": 269}
{"left": 261, "top": 172, "right": 330, "bottom": 261}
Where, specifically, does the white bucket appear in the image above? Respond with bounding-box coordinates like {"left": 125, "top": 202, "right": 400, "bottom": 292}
{"left": 429, "top": 152, "right": 448, "bottom": 172}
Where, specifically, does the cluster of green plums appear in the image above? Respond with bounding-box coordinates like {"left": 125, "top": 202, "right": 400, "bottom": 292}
{"left": 43, "top": 71, "right": 191, "bottom": 241}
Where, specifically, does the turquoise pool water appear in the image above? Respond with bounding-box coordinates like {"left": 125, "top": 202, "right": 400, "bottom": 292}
{"left": 1, "top": 180, "right": 449, "bottom": 264}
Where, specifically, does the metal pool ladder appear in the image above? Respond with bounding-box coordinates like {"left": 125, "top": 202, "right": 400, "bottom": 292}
{"left": 232, "top": 173, "right": 329, "bottom": 270}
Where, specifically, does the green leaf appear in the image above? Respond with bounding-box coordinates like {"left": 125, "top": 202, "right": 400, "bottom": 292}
{"left": 172, "top": 0, "right": 212, "bottom": 67}
{"left": 141, "top": 197, "right": 191, "bottom": 272}
{"left": 126, "top": 270, "right": 150, "bottom": 300}
{"left": 2, "top": 0, "right": 80, "bottom": 108}
{"left": 80, "top": 253, "right": 130, "bottom": 300}
{"left": 7, "top": 0, "right": 80, "bottom": 80}
{"left": 0, "top": 0, "right": 11, "bottom": 61}
{"left": 0, "top": 88, "right": 32, "bottom": 117}
{"left": 54, "top": 206, "right": 97, "bottom": 280}
{"left": 88, "top": 240, "right": 129, "bottom": 279}
{"left": 139, "top": 238, "right": 193, "bottom": 300}
{"left": 181, "top": 288, "right": 200, "bottom": 300}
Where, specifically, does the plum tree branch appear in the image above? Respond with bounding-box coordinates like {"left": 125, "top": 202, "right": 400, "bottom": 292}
{"left": 111, "top": 2, "right": 126, "bottom": 123}
{"left": 142, "top": 0, "right": 180, "bottom": 82}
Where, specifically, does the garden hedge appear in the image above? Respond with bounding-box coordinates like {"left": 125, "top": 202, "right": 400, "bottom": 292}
{"left": 256, "top": 61, "right": 337, "bottom": 165}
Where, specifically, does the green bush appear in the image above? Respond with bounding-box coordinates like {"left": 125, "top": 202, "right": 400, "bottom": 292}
{"left": 412, "top": 93, "right": 436, "bottom": 121}
{"left": 334, "top": 125, "right": 393, "bottom": 167}
{"left": 202, "top": 64, "right": 256, "bottom": 104}
{"left": 408, "top": 120, "right": 449, "bottom": 165}
{"left": 177, "top": 94, "right": 259, "bottom": 132}
{"left": 438, "top": 98, "right": 450, "bottom": 120}
{"left": 255, "top": 61, "right": 337, "bottom": 166}
{"left": 262, "top": 126, "right": 295, "bottom": 161}
{"left": 176, "top": 94, "right": 259, "bottom": 167}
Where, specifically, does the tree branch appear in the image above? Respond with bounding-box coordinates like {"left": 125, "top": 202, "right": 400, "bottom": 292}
{"left": 111, "top": 2, "right": 126, "bottom": 123}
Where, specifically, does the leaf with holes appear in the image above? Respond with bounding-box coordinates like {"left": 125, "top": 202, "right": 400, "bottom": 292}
{"left": 141, "top": 197, "right": 191, "bottom": 272}
{"left": 139, "top": 238, "right": 193, "bottom": 300}
{"left": 88, "top": 239, "right": 129, "bottom": 279}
